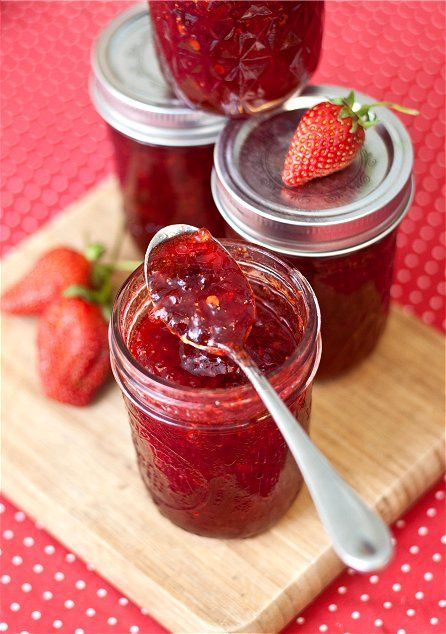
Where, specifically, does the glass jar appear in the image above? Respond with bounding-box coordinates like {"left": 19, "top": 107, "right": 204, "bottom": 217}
{"left": 90, "top": 4, "right": 226, "bottom": 252}
{"left": 212, "top": 86, "right": 414, "bottom": 378}
{"left": 149, "top": 1, "right": 324, "bottom": 117}
{"left": 110, "top": 242, "right": 321, "bottom": 538}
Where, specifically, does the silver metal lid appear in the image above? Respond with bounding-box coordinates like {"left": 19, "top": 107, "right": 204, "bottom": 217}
{"left": 213, "top": 84, "right": 414, "bottom": 256}
{"left": 90, "top": 3, "right": 225, "bottom": 147}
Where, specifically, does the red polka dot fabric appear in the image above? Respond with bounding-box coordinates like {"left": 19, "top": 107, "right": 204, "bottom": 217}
{"left": 1, "top": 1, "right": 444, "bottom": 633}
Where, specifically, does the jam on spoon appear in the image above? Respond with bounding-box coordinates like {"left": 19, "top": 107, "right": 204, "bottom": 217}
{"left": 144, "top": 225, "right": 393, "bottom": 572}
{"left": 146, "top": 227, "right": 256, "bottom": 353}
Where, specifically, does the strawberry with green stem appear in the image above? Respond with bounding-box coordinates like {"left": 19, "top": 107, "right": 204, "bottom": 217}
{"left": 282, "top": 91, "right": 418, "bottom": 188}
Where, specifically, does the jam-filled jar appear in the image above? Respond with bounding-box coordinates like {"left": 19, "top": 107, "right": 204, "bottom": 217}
{"left": 90, "top": 4, "right": 226, "bottom": 252}
{"left": 149, "top": 1, "right": 324, "bottom": 117}
{"left": 110, "top": 242, "right": 321, "bottom": 538}
{"left": 212, "top": 86, "right": 414, "bottom": 377}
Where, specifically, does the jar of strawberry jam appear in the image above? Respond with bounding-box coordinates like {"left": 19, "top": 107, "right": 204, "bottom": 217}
{"left": 110, "top": 242, "right": 321, "bottom": 538}
{"left": 90, "top": 4, "right": 226, "bottom": 251}
{"left": 149, "top": 1, "right": 324, "bottom": 117}
{"left": 212, "top": 86, "right": 414, "bottom": 377}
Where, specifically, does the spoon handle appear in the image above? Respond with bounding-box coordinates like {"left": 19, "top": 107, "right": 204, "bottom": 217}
{"left": 234, "top": 351, "right": 393, "bottom": 572}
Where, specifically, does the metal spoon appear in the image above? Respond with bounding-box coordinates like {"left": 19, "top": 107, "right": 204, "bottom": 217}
{"left": 144, "top": 224, "right": 393, "bottom": 572}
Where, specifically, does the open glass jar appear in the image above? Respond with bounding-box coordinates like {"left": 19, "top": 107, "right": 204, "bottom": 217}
{"left": 149, "top": 1, "right": 324, "bottom": 117}
{"left": 110, "top": 242, "right": 321, "bottom": 538}
{"left": 212, "top": 86, "right": 414, "bottom": 377}
{"left": 90, "top": 4, "right": 226, "bottom": 252}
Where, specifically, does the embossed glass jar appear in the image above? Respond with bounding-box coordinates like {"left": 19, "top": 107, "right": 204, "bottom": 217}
{"left": 90, "top": 4, "right": 226, "bottom": 251}
{"left": 149, "top": 0, "right": 324, "bottom": 117}
{"left": 110, "top": 243, "right": 321, "bottom": 538}
{"left": 212, "top": 86, "right": 414, "bottom": 377}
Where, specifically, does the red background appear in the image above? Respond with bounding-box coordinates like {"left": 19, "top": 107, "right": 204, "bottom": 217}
{"left": 1, "top": 2, "right": 445, "bottom": 633}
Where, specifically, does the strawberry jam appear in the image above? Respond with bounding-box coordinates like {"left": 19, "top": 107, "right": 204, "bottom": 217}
{"left": 110, "top": 131, "right": 225, "bottom": 252}
{"left": 146, "top": 228, "right": 255, "bottom": 351}
{"left": 149, "top": 1, "right": 324, "bottom": 117}
{"left": 111, "top": 242, "right": 321, "bottom": 537}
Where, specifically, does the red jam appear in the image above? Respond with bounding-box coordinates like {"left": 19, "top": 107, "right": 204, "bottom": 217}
{"left": 111, "top": 242, "right": 320, "bottom": 538}
{"left": 288, "top": 232, "right": 397, "bottom": 377}
{"left": 149, "top": 1, "right": 324, "bottom": 117}
{"left": 147, "top": 228, "right": 256, "bottom": 351}
{"left": 109, "top": 128, "right": 224, "bottom": 252}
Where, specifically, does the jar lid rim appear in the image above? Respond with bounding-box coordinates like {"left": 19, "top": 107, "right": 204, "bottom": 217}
{"left": 90, "top": 3, "right": 225, "bottom": 146}
{"left": 213, "top": 84, "right": 414, "bottom": 253}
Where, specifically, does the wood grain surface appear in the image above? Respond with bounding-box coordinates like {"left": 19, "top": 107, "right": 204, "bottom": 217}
{"left": 2, "top": 177, "right": 444, "bottom": 633}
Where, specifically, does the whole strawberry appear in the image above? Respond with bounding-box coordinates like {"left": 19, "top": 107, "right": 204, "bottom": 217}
{"left": 282, "top": 91, "right": 418, "bottom": 188}
{"left": 37, "top": 296, "right": 110, "bottom": 406}
{"left": 1, "top": 247, "right": 91, "bottom": 314}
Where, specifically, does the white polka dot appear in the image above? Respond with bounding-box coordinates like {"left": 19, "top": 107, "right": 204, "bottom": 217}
{"left": 119, "top": 597, "right": 129, "bottom": 606}
{"left": 64, "top": 600, "right": 75, "bottom": 609}
{"left": 86, "top": 563, "right": 95, "bottom": 571}
{"left": 108, "top": 617, "right": 117, "bottom": 626}
{"left": 1, "top": 575, "right": 11, "bottom": 584}
{"left": 427, "top": 508, "right": 437, "bottom": 517}
{"left": 415, "top": 591, "right": 424, "bottom": 599}
{"left": 392, "top": 583, "right": 401, "bottom": 592}
{"left": 439, "top": 599, "right": 446, "bottom": 607}
{"left": 97, "top": 588, "right": 107, "bottom": 598}
{"left": 3, "top": 530, "right": 13, "bottom": 540}
{"left": 21, "top": 583, "right": 32, "bottom": 593}
{"left": 0, "top": 504, "right": 5, "bottom": 514}
{"left": 44, "top": 545, "right": 55, "bottom": 555}
{"left": 391, "top": 536, "right": 397, "bottom": 546}
{"left": 435, "top": 490, "right": 445, "bottom": 500}
{"left": 410, "top": 545, "right": 419, "bottom": 554}
{"left": 397, "top": 630, "right": 406, "bottom": 634}
{"left": 424, "top": 572, "right": 434, "bottom": 581}
{"left": 396, "top": 519, "right": 406, "bottom": 528}
{"left": 31, "top": 611, "right": 41, "bottom": 620}
{"left": 23, "top": 537, "right": 34, "bottom": 547}
{"left": 76, "top": 580, "right": 86, "bottom": 590}
{"left": 86, "top": 608, "right": 96, "bottom": 617}
{"left": 75, "top": 630, "right": 84, "bottom": 634}
{"left": 328, "top": 603, "right": 337, "bottom": 612}
{"left": 401, "top": 563, "right": 411, "bottom": 572}
{"left": 347, "top": 568, "right": 355, "bottom": 576}
{"left": 130, "top": 627, "right": 140, "bottom": 634}
{"left": 10, "top": 603, "right": 20, "bottom": 612}
{"left": 43, "top": 591, "right": 53, "bottom": 600}
{"left": 433, "top": 553, "right": 442, "bottom": 562}
{"left": 441, "top": 535, "right": 446, "bottom": 545}
{"left": 374, "top": 619, "right": 383, "bottom": 627}
{"left": 407, "top": 609, "right": 415, "bottom": 616}
{"left": 33, "top": 564, "right": 43, "bottom": 573}
{"left": 351, "top": 611, "right": 360, "bottom": 620}
{"left": 54, "top": 572, "right": 64, "bottom": 581}
{"left": 430, "top": 618, "right": 439, "bottom": 625}
{"left": 360, "top": 594, "right": 369, "bottom": 602}
{"left": 0, "top": 624, "right": 8, "bottom": 632}
{"left": 12, "top": 556, "right": 22, "bottom": 566}
{"left": 53, "top": 621, "right": 63, "bottom": 630}
{"left": 384, "top": 601, "right": 392, "bottom": 609}
{"left": 20, "top": 630, "right": 29, "bottom": 634}
{"left": 65, "top": 553, "right": 76, "bottom": 563}
{"left": 418, "top": 526, "right": 428, "bottom": 536}
{"left": 140, "top": 608, "right": 149, "bottom": 615}
{"left": 369, "top": 575, "right": 379, "bottom": 584}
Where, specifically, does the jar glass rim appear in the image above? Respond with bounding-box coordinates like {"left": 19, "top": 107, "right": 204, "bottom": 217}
{"left": 110, "top": 240, "right": 321, "bottom": 408}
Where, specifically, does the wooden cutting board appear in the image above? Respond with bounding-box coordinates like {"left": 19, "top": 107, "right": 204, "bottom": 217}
{"left": 2, "top": 177, "right": 445, "bottom": 633}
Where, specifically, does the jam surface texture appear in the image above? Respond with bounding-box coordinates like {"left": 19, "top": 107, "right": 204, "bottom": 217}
{"left": 147, "top": 228, "right": 256, "bottom": 352}
{"left": 149, "top": 1, "right": 324, "bottom": 116}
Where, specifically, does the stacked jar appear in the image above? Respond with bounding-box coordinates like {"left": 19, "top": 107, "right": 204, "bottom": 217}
{"left": 212, "top": 86, "right": 414, "bottom": 377}
{"left": 90, "top": 4, "right": 226, "bottom": 252}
